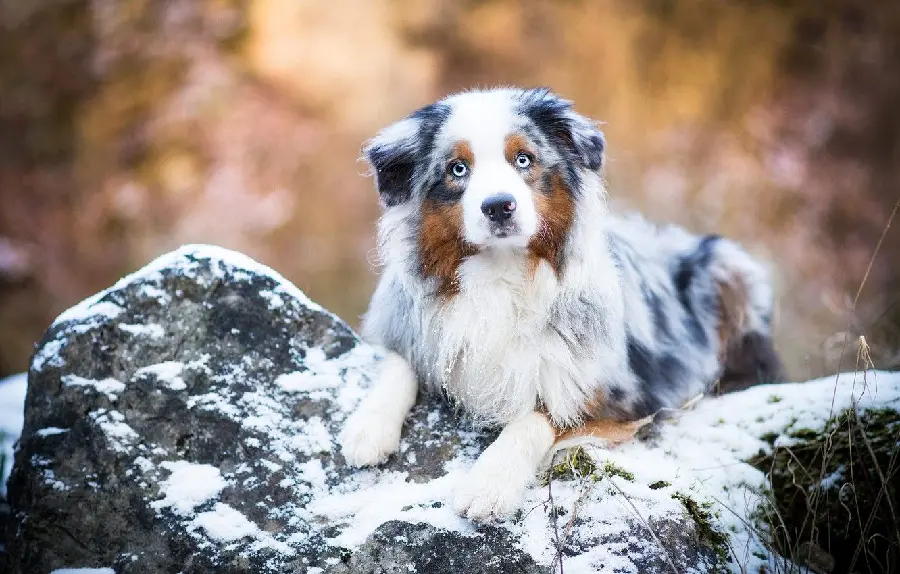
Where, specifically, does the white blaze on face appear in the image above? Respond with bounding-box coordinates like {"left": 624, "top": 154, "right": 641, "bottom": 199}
{"left": 440, "top": 91, "right": 539, "bottom": 248}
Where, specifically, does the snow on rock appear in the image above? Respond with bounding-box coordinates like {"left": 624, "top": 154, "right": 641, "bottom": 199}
{"left": 118, "top": 322, "right": 166, "bottom": 338}
{"left": 62, "top": 375, "right": 126, "bottom": 401}
{"left": 0, "top": 373, "right": 27, "bottom": 496}
{"left": 135, "top": 361, "right": 187, "bottom": 391}
{"left": 5, "top": 243, "right": 899, "bottom": 574}
{"left": 151, "top": 461, "right": 227, "bottom": 515}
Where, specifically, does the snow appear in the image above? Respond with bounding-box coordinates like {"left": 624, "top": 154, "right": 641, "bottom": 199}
{"left": 30, "top": 244, "right": 343, "bottom": 380}
{"left": 31, "top": 338, "right": 65, "bottom": 372}
{"left": 306, "top": 369, "right": 900, "bottom": 573}
{"left": 52, "top": 244, "right": 332, "bottom": 322}
{"left": 189, "top": 503, "right": 296, "bottom": 555}
{"left": 50, "top": 569, "right": 116, "bottom": 574}
{"left": 118, "top": 322, "right": 166, "bottom": 338}
{"left": 89, "top": 410, "right": 139, "bottom": 453}
{"left": 275, "top": 348, "right": 347, "bottom": 394}
{"left": 151, "top": 461, "right": 227, "bottom": 516}
{"left": 191, "top": 502, "right": 260, "bottom": 541}
{"left": 135, "top": 361, "right": 186, "bottom": 391}
{"left": 311, "top": 470, "right": 474, "bottom": 548}
{"left": 62, "top": 375, "right": 126, "bottom": 401}
{"left": 35, "top": 427, "right": 69, "bottom": 437}
{"left": 55, "top": 300, "right": 123, "bottom": 328}
{"left": 0, "top": 372, "right": 27, "bottom": 495}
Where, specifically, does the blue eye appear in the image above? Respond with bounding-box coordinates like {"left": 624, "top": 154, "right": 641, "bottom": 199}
{"left": 515, "top": 152, "right": 532, "bottom": 168}
{"left": 450, "top": 161, "right": 468, "bottom": 178}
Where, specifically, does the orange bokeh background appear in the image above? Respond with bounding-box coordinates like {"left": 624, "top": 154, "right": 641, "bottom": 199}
{"left": 1, "top": 0, "right": 898, "bottom": 379}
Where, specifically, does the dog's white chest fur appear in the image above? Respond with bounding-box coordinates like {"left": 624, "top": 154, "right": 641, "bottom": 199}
{"left": 423, "top": 251, "right": 593, "bottom": 425}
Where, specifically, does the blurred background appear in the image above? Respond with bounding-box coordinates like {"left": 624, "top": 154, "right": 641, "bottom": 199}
{"left": 0, "top": 0, "right": 898, "bottom": 381}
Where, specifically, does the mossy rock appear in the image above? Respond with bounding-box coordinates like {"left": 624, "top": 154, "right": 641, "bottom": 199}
{"left": 751, "top": 407, "right": 900, "bottom": 574}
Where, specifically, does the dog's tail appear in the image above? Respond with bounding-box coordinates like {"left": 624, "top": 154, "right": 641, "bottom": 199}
{"left": 693, "top": 236, "right": 785, "bottom": 393}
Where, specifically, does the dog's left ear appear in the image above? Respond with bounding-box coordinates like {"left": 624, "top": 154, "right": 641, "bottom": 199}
{"left": 520, "top": 88, "right": 606, "bottom": 173}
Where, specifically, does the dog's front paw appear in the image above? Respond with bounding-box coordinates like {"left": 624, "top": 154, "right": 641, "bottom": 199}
{"left": 338, "top": 408, "right": 401, "bottom": 467}
{"left": 452, "top": 453, "right": 530, "bottom": 520}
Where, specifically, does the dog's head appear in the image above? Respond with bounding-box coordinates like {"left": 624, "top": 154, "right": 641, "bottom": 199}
{"left": 364, "top": 88, "right": 605, "bottom": 288}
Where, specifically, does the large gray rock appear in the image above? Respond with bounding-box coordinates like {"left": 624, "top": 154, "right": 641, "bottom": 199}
{"left": 5, "top": 245, "right": 728, "bottom": 573}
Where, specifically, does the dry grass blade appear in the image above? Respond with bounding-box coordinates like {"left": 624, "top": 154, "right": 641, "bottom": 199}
{"left": 810, "top": 197, "right": 899, "bottom": 559}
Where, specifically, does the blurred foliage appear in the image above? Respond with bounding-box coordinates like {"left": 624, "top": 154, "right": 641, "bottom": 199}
{"left": 0, "top": 0, "right": 898, "bottom": 378}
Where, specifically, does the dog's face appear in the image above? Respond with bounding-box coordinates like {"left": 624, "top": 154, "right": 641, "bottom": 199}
{"left": 364, "top": 88, "right": 605, "bottom": 288}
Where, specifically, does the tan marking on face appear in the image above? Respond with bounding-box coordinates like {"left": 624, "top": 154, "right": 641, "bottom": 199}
{"left": 504, "top": 134, "right": 533, "bottom": 163}
{"left": 440, "top": 140, "right": 475, "bottom": 195}
{"left": 504, "top": 134, "right": 542, "bottom": 185}
{"left": 527, "top": 172, "right": 575, "bottom": 276}
{"left": 419, "top": 200, "right": 478, "bottom": 298}
{"left": 452, "top": 140, "right": 475, "bottom": 167}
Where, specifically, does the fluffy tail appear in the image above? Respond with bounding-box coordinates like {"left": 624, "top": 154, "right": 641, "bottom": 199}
{"left": 706, "top": 237, "right": 785, "bottom": 393}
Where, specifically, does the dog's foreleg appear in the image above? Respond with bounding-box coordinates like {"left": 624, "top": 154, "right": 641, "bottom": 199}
{"left": 338, "top": 351, "right": 418, "bottom": 467}
{"left": 452, "top": 411, "right": 556, "bottom": 520}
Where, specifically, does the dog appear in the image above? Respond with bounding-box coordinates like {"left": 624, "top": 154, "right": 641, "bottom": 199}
{"left": 338, "top": 87, "right": 782, "bottom": 520}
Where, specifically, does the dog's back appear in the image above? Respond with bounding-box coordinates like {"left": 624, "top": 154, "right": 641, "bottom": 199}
{"left": 605, "top": 214, "right": 783, "bottom": 418}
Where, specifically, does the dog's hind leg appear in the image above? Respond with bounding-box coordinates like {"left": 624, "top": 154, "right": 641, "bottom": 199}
{"left": 550, "top": 416, "right": 655, "bottom": 453}
{"left": 709, "top": 241, "right": 786, "bottom": 393}
{"left": 339, "top": 351, "right": 418, "bottom": 467}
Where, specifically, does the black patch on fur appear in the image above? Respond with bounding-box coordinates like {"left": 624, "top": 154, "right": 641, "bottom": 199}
{"left": 366, "top": 103, "right": 450, "bottom": 207}
{"left": 643, "top": 285, "right": 672, "bottom": 339}
{"left": 626, "top": 338, "right": 692, "bottom": 418}
{"left": 609, "top": 385, "right": 626, "bottom": 402}
{"left": 517, "top": 88, "right": 606, "bottom": 188}
{"left": 672, "top": 234, "right": 720, "bottom": 345}
{"left": 716, "top": 332, "right": 786, "bottom": 394}
{"left": 412, "top": 103, "right": 450, "bottom": 158}
{"left": 425, "top": 178, "right": 466, "bottom": 203}
{"left": 367, "top": 144, "right": 415, "bottom": 207}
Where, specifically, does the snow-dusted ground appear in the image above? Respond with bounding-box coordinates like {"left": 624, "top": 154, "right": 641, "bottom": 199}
{"left": 308, "top": 369, "right": 900, "bottom": 573}
{"left": 0, "top": 372, "right": 27, "bottom": 497}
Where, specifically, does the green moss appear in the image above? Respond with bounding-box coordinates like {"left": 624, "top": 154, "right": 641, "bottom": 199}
{"left": 544, "top": 446, "right": 598, "bottom": 483}
{"left": 750, "top": 407, "right": 900, "bottom": 574}
{"left": 767, "top": 394, "right": 783, "bottom": 404}
{"left": 649, "top": 480, "right": 671, "bottom": 490}
{"left": 759, "top": 431, "right": 779, "bottom": 445}
{"left": 672, "top": 491, "right": 731, "bottom": 568}
{"left": 787, "top": 427, "right": 820, "bottom": 441}
{"left": 600, "top": 460, "right": 635, "bottom": 482}
{"left": 543, "top": 447, "right": 635, "bottom": 484}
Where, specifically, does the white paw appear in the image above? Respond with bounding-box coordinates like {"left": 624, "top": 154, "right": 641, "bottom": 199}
{"left": 338, "top": 407, "right": 402, "bottom": 467}
{"left": 452, "top": 453, "right": 531, "bottom": 520}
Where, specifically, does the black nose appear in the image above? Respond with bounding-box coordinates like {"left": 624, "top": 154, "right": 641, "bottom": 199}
{"left": 480, "top": 193, "right": 517, "bottom": 222}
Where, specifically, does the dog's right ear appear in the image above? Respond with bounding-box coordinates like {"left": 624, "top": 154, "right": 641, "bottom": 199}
{"left": 363, "top": 118, "right": 419, "bottom": 207}
{"left": 364, "top": 103, "right": 449, "bottom": 207}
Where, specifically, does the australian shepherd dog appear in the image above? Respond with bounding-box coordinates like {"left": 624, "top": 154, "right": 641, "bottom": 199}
{"left": 338, "top": 87, "right": 782, "bottom": 520}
